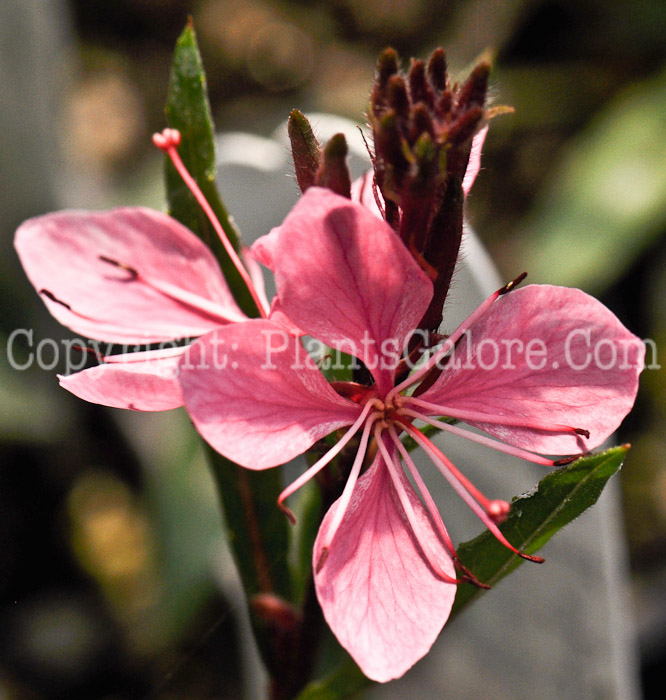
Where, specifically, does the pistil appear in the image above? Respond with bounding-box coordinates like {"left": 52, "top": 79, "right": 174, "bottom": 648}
{"left": 152, "top": 128, "right": 268, "bottom": 317}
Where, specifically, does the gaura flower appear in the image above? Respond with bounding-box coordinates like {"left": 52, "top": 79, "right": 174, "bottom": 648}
{"left": 178, "top": 187, "right": 644, "bottom": 681}
{"left": 14, "top": 129, "right": 268, "bottom": 411}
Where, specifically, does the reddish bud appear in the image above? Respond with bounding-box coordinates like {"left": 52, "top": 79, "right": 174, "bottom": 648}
{"left": 250, "top": 593, "right": 301, "bottom": 633}
{"left": 315, "top": 133, "right": 352, "bottom": 199}
{"left": 387, "top": 75, "right": 410, "bottom": 119}
{"left": 288, "top": 109, "right": 321, "bottom": 193}
{"left": 408, "top": 59, "right": 434, "bottom": 108}
{"left": 426, "top": 48, "right": 448, "bottom": 93}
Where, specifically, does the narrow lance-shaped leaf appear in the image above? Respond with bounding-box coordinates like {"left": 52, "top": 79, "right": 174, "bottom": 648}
{"left": 207, "top": 447, "right": 293, "bottom": 601}
{"left": 163, "top": 20, "right": 295, "bottom": 684}
{"left": 206, "top": 447, "right": 295, "bottom": 682}
{"left": 165, "top": 20, "right": 257, "bottom": 316}
{"left": 452, "top": 446, "right": 629, "bottom": 614}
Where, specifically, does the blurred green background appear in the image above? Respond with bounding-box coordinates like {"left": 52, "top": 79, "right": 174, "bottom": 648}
{"left": 1, "top": 0, "right": 665, "bottom": 698}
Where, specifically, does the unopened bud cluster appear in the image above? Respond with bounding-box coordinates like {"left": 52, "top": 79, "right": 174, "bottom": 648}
{"left": 370, "top": 47, "right": 490, "bottom": 331}
{"left": 287, "top": 47, "right": 491, "bottom": 333}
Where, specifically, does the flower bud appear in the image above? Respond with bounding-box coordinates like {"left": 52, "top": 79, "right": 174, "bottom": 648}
{"left": 288, "top": 109, "right": 321, "bottom": 193}
{"left": 315, "top": 133, "right": 352, "bottom": 199}
{"left": 369, "top": 47, "right": 492, "bottom": 331}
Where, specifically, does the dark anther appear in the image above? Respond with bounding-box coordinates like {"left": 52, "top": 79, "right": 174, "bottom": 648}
{"left": 72, "top": 344, "right": 105, "bottom": 362}
{"left": 518, "top": 552, "right": 545, "bottom": 564}
{"left": 552, "top": 455, "right": 585, "bottom": 466}
{"left": 315, "top": 547, "right": 329, "bottom": 574}
{"left": 499, "top": 272, "right": 528, "bottom": 295}
{"left": 99, "top": 255, "right": 138, "bottom": 279}
{"left": 40, "top": 289, "right": 71, "bottom": 310}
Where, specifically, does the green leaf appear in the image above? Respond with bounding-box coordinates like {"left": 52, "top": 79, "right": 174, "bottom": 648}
{"left": 294, "top": 656, "right": 372, "bottom": 700}
{"left": 452, "top": 445, "right": 629, "bottom": 615}
{"left": 206, "top": 446, "right": 295, "bottom": 683}
{"left": 206, "top": 446, "right": 292, "bottom": 602}
{"left": 165, "top": 21, "right": 257, "bottom": 316}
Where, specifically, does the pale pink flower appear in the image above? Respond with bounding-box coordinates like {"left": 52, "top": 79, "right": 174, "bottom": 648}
{"left": 14, "top": 129, "right": 270, "bottom": 411}
{"left": 14, "top": 206, "right": 260, "bottom": 410}
{"left": 179, "top": 187, "right": 644, "bottom": 681}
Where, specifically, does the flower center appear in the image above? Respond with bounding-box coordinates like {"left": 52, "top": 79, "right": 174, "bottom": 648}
{"left": 367, "top": 394, "right": 405, "bottom": 431}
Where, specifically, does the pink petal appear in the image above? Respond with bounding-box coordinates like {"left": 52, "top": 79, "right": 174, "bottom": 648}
{"left": 59, "top": 348, "right": 183, "bottom": 411}
{"left": 249, "top": 225, "right": 280, "bottom": 271}
{"left": 15, "top": 207, "right": 244, "bottom": 343}
{"left": 179, "top": 320, "right": 361, "bottom": 469}
{"left": 266, "top": 297, "right": 305, "bottom": 337}
{"left": 314, "top": 454, "right": 456, "bottom": 682}
{"left": 270, "top": 187, "right": 433, "bottom": 393}
{"left": 462, "top": 125, "right": 488, "bottom": 195}
{"left": 242, "top": 247, "right": 271, "bottom": 314}
{"left": 351, "top": 171, "right": 384, "bottom": 219}
{"left": 422, "top": 284, "right": 644, "bottom": 454}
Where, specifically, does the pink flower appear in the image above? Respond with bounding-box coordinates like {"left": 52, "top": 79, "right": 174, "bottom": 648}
{"left": 14, "top": 128, "right": 272, "bottom": 411}
{"left": 179, "top": 187, "right": 644, "bottom": 681}
{"left": 14, "top": 206, "right": 255, "bottom": 410}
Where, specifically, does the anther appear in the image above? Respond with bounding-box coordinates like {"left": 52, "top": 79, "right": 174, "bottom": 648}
{"left": 454, "top": 558, "right": 491, "bottom": 589}
{"left": 553, "top": 454, "right": 585, "bottom": 466}
{"left": 316, "top": 547, "right": 330, "bottom": 574}
{"left": 461, "top": 572, "right": 491, "bottom": 590}
{"left": 99, "top": 255, "right": 138, "bottom": 279}
{"left": 574, "top": 427, "right": 591, "bottom": 439}
{"left": 40, "top": 289, "right": 71, "bottom": 310}
{"left": 72, "top": 344, "right": 106, "bottom": 362}
{"left": 518, "top": 552, "right": 545, "bottom": 564}
{"left": 499, "top": 272, "right": 527, "bottom": 295}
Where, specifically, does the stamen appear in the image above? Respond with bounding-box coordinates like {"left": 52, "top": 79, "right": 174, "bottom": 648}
{"left": 72, "top": 344, "right": 106, "bottom": 362}
{"left": 278, "top": 400, "right": 378, "bottom": 524}
{"left": 387, "top": 272, "right": 528, "bottom": 402}
{"left": 398, "top": 419, "right": 501, "bottom": 513}
{"left": 499, "top": 271, "right": 527, "bottom": 295}
{"left": 315, "top": 413, "right": 378, "bottom": 572}
{"left": 98, "top": 255, "right": 138, "bottom": 279}
{"left": 398, "top": 406, "right": 581, "bottom": 466}
{"left": 375, "top": 428, "right": 461, "bottom": 584}
{"left": 553, "top": 455, "right": 585, "bottom": 466}
{"left": 40, "top": 289, "right": 99, "bottom": 322}
{"left": 396, "top": 419, "right": 544, "bottom": 563}
{"left": 40, "top": 289, "right": 72, "bottom": 310}
{"left": 152, "top": 128, "right": 268, "bottom": 318}
{"left": 390, "top": 424, "right": 491, "bottom": 586}
{"left": 98, "top": 255, "right": 247, "bottom": 325}
{"left": 404, "top": 397, "right": 590, "bottom": 440}
{"left": 388, "top": 425, "right": 456, "bottom": 556}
